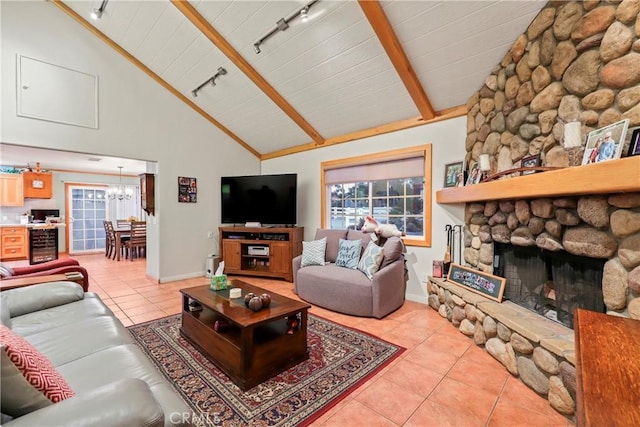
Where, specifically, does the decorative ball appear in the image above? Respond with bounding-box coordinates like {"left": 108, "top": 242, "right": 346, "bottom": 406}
{"left": 248, "top": 296, "right": 263, "bottom": 312}
{"left": 260, "top": 293, "right": 271, "bottom": 308}
{"left": 244, "top": 293, "right": 256, "bottom": 307}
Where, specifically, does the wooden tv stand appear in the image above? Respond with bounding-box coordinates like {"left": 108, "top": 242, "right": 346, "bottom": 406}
{"left": 219, "top": 226, "right": 303, "bottom": 282}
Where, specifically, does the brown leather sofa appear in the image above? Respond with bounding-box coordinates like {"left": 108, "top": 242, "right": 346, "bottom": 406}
{"left": 0, "top": 259, "right": 89, "bottom": 291}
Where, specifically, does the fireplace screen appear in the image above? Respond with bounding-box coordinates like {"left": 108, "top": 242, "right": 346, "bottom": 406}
{"left": 494, "top": 243, "right": 605, "bottom": 328}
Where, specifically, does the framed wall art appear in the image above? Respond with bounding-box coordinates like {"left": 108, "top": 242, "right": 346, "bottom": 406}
{"left": 444, "top": 161, "right": 464, "bottom": 188}
{"left": 178, "top": 176, "right": 197, "bottom": 203}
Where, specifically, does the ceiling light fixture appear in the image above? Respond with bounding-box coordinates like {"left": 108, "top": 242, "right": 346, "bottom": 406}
{"left": 253, "top": 0, "right": 318, "bottom": 54}
{"left": 191, "top": 67, "right": 227, "bottom": 98}
{"left": 90, "top": 0, "right": 109, "bottom": 20}
{"left": 108, "top": 166, "right": 133, "bottom": 201}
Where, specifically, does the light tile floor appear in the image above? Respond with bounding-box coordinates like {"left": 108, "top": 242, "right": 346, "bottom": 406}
{"left": 11, "top": 254, "right": 575, "bottom": 426}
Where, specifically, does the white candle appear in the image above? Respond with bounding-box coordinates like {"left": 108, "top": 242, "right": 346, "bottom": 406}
{"left": 564, "top": 121, "right": 582, "bottom": 148}
{"left": 479, "top": 154, "right": 491, "bottom": 171}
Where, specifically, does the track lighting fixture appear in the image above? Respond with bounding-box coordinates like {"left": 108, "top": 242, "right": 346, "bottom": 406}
{"left": 191, "top": 67, "right": 227, "bottom": 98}
{"left": 90, "top": 0, "right": 108, "bottom": 20}
{"left": 253, "top": 0, "right": 319, "bottom": 54}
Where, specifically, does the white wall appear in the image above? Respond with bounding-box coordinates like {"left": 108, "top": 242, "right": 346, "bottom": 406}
{"left": 262, "top": 117, "right": 467, "bottom": 303}
{"left": 1, "top": 1, "right": 260, "bottom": 281}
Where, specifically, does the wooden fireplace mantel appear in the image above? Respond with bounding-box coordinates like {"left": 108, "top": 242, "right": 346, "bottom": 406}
{"left": 436, "top": 156, "right": 640, "bottom": 204}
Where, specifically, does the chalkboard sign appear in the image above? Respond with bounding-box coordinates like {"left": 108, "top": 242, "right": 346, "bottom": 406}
{"left": 447, "top": 263, "right": 506, "bottom": 302}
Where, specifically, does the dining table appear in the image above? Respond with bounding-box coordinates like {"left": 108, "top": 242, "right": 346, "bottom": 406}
{"left": 113, "top": 225, "right": 131, "bottom": 261}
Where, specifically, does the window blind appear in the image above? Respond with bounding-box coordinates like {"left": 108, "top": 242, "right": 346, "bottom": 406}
{"left": 324, "top": 156, "right": 424, "bottom": 185}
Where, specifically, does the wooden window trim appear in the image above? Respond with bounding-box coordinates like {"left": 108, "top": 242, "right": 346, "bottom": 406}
{"left": 321, "top": 144, "right": 432, "bottom": 247}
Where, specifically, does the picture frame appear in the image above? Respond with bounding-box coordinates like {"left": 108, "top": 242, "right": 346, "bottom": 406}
{"left": 466, "top": 161, "right": 481, "bottom": 185}
{"left": 581, "top": 119, "right": 630, "bottom": 165}
{"left": 520, "top": 154, "right": 541, "bottom": 175}
{"left": 626, "top": 128, "right": 640, "bottom": 157}
{"left": 444, "top": 161, "right": 464, "bottom": 188}
{"left": 178, "top": 176, "right": 197, "bottom": 203}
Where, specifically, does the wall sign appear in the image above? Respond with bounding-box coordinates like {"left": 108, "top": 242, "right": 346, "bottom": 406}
{"left": 447, "top": 263, "right": 506, "bottom": 302}
{"left": 178, "top": 176, "right": 197, "bottom": 203}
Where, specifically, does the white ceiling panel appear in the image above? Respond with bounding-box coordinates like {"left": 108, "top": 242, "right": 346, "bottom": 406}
{"left": 133, "top": 5, "right": 185, "bottom": 65}
{"left": 52, "top": 0, "right": 548, "bottom": 160}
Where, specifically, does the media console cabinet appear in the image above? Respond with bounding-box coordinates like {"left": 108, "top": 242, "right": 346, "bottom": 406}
{"left": 219, "top": 226, "right": 303, "bottom": 282}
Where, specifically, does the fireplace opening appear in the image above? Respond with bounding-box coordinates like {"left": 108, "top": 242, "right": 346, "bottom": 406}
{"left": 493, "top": 243, "right": 605, "bottom": 329}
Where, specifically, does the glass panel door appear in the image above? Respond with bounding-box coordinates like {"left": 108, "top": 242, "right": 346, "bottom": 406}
{"left": 68, "top": 185, "right": 108, "bottom": 254}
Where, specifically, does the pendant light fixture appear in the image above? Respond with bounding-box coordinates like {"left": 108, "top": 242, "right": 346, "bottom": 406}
{"left": 108, "top": 166, "right": 133, "bottom": 201}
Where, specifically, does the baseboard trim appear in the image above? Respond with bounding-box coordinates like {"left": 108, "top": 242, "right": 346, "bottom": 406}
{"left": 158, "top": 271, "right": 205, "bottom": 283}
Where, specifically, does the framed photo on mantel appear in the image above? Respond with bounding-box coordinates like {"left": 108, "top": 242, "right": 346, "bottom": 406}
{"left": 581, "top": 119, "right": 629, "bottom": 165}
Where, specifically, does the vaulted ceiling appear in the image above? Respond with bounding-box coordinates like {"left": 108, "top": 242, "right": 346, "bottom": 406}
{"left": 52, "top": 0, "right": 545, "bottom": 160}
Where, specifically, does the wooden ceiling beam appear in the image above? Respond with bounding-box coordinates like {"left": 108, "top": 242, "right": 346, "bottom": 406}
{"left": 260, "top": 105, "right": 466, "bottom": 160}
{"left": 51, "top": 0, "right": 260, "bottom": 159}
{"left": 171, "top": 0, "right": 325, "bottom": 145}
{"left": 358, "top": 0, "right": 436, "bottom": 121}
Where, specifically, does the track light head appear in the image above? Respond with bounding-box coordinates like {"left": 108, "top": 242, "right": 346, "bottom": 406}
{"left": 191, "top": 90, "right": 198, "bottom": 98}
{"left": 217, "top": 67, "right": 227, "bottom": 76}
{"left": 90, "top": 0, "right": 108, "bottom": 20}
{"left": 301, "top": 7, "right": 309, "bottom": 22}
{"left": 253, "top": 43, "right": 261, "bottom": 54}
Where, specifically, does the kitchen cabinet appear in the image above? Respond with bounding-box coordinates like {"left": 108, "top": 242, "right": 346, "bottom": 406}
{"left": 22, "top": 171, "right": 53, "bottom": 198}
{"left": 1, "top": 226, "right": 28, "bottom": 261}
{"left": 0, "top": 174, "right": 24, "bottom": 206}
{"left": 139, "top": 173, "right": 155, "bottom": 216}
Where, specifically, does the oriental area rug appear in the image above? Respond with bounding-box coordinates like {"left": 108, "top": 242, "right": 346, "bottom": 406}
{"left": 128, "top": 314, "right": 404, "bottom": 426}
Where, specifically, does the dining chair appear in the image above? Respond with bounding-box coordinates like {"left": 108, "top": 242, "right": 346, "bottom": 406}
{"left": 103, "top": 220, "right": 116, "bottom": 260}
{"left": 124, "top": 221, "right": 146, "bottom": 261}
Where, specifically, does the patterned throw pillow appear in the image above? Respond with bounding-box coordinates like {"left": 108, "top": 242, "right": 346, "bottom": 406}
{"left": 357, "top": 241, "right": 384, "bottom": 280}
{"left": 0, "top": 325, "right": 74, "bottom": 410}
{"left": 335, "top": 239, "right": 362, "bottom": 269}
{"left": 300, "top": 237, "right": 327, "bottom": 268}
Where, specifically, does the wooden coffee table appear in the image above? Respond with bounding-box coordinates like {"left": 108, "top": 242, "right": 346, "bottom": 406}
{"left": 179, "top": 279, "right": 311, "bottom": 391}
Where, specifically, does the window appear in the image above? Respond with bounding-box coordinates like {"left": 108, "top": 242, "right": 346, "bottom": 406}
{"left": 321, "top": 145, "right": 432, "bottom": 247}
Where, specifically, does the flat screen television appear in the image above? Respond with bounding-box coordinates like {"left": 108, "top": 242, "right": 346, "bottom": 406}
{"left": 221, "top": 173, "right": 297, "bottom": 226}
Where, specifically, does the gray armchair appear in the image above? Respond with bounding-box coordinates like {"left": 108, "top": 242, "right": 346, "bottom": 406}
{"left": 292, "top": 229, "right": 406, "bottom": 318}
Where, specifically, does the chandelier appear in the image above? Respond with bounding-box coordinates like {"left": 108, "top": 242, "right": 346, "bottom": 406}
{"left": 108, "top": 166, "right": 133, "bottom": 200}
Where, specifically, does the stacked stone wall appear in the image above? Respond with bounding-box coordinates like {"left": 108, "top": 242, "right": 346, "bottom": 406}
{"left": 437, "top": 1, "right": 640, "bottom": 419}
{"left": 466, "top": 0, "right": 640, "bottom": 172}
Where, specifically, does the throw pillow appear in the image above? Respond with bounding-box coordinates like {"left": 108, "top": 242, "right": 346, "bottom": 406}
{"left": 335, "top": 239, "right": 362, "bottom": 269}
{"left": 300, "top": 237, "right": 327, "bottom": 268}
{"left": 0, "top": 263, "right": 14, "bottom": 278}
{"left": 0, "top": 325, "right": 74, "bottom": 410}
{"left": 357, "top": 241, "right": 384, "bottom": 280}
{"left": 380, "top": 237, "right": 404, "bottom": 269}
{"left": 1, "top": 347, "right": 52, "bottom": 417}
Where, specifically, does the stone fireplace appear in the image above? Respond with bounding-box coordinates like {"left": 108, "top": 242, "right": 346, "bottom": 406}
{"left": 429, "top": 0, "right": 640, "bottom": 419}
{"left": 463, "top": 193, "right": 640, "bottom": 322}
{"left": 428, "top": 191, "right": 640, "bottom": 418}
{"left": 493, "top": 242, "right": 605, "bottom": 329}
